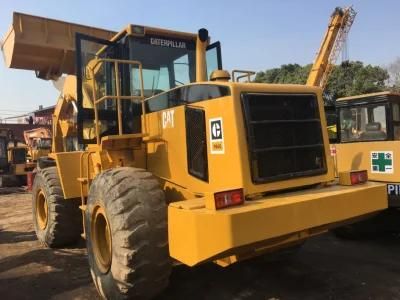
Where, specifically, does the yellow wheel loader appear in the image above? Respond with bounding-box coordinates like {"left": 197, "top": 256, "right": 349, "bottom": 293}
{"left": 23, "top": 127, "right": 52, "bottom": 162}
{"left": 2, "top": 12, "right": 387, "bottom": 299}
{"left": 0, "top": 128, "right": 34, "bottom": 187}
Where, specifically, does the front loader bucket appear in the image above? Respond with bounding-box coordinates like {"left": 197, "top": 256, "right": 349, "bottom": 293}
{"left": 1, "top": 12, "right": 116, "bottom": 79}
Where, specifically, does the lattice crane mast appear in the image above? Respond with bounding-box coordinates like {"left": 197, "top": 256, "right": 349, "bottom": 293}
{"left": 307, "top": 6, "right": 356, "bottom": 89}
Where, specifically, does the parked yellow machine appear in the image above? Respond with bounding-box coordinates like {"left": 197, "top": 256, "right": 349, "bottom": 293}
{"left": 0, "top": 128, "right": 34, "bottom": 186}
{"left": 333, "top": 92, "right": 400, "bottom": 206}
{"left": 2, "top": 12, "right": 387, "bottom": 299}
{"left": 306, "top": 7, "right": 399, "bottom": 234}
{"left": 23, "top": 127, "right": 52, "bottom": 162}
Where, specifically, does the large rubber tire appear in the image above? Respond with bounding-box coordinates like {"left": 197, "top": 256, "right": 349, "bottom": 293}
{"left": 37, "top": 157, "right": 56, "bottom": 169}
{"left": 85, "top": 167, "right": 171, "bottom": 299}
{"left": 333, "top": 210, "right": 400, "bottom": 239}
{"left": 333, "top": 218, "right": 382, "bottom": 239}
{"left": 32, "top": 167, "right": 82, "bottom": 247}
{"left": 333, "top": 224, "right": 369, "bottom": 239}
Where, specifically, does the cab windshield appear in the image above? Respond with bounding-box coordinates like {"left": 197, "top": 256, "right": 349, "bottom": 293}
{"left": 128, "top": 35, "right": 196, "bottom": 97}
{"left": 36, "top": 138, "right": 52, "bottom": 149}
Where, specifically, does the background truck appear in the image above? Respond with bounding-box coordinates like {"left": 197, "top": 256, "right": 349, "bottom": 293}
{"left": 2, "top": 12, "right": 387, "bottom": 299}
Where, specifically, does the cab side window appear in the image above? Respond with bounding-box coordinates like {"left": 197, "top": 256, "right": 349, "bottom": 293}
{"left": 206, "top": 42, "right": 222, "bottom": 80}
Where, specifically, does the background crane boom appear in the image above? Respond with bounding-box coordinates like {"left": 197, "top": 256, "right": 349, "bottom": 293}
{"left": 307, "top": 6, "right": 357, "bottom": 89}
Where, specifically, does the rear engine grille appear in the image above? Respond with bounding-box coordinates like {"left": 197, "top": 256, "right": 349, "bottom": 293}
{"left": 241, "top": 93, "right": 326, "bottom": 183}
{"left": 185, "top": 107, "right": 208, "bottom": 181}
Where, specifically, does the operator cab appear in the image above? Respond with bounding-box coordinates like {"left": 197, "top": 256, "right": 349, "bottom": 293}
{"left": 336, "top": 92, "right": 400, "bottom": 143}
{"left": 76, "top": 25, "right": 222, "bottom": 145}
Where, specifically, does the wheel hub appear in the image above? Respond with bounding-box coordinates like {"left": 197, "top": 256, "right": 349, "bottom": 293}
{"left": 36, "top": 190, "right": 48, "bottom": 230}
{"left": 91, "top": 205, "right": 112, "bottom": 274}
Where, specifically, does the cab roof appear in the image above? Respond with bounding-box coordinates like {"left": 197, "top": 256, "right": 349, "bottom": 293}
{"left": 112, "top": 24, "right": 197, "bottom": 42}
{"left": 336, "top": 91, "right": 400, "bottom": 102}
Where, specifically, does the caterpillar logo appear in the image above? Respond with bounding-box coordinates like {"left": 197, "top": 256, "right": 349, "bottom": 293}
{"left": 209, "top": 117, "right": 224, "bottom": 154}
{"left": 150, "top": 38, "right": 186, "bottom": 49}
{"left": 162, "top": 110, "right": 175, "bottom": 129}
{"left": 211, "top": 120, "right": 222, "bottom": 140}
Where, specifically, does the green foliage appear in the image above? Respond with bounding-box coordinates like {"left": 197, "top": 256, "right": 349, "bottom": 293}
{"left": 254, "top": 64, "right": 311, "bottom": 84}
{"left": 255, "top": 61, "right": 389, "bottom": 104}
{"left": 325, "top": 61, "right": 389, "bottom": 99}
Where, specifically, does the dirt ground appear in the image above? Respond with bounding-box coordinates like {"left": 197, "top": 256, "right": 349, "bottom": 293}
{"left": 1, "top": 189, "right": 400, "bottom": 300}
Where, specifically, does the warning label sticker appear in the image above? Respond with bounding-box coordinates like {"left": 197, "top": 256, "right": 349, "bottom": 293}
{"left": 371, "top": 151, "right": 393, "bottom": 174}
{"left": 209, "top": 118, "right": 224, "bottom": 154}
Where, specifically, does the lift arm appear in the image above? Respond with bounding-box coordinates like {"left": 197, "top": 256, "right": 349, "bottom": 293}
{"left": 306, "top": 7, "right": 356, "bottom": 89}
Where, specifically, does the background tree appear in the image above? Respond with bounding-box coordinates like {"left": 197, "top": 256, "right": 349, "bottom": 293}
{"left": 254, "top": 64, "right": 311, "bottom": 84}
{"left": 326, "top": 61, "right": 388, "bottom": 99}
{"left": 386, "top": 57, "right": 400, "bottom": 91}
{"left": 255, "top": 61, "right": 389, "bottom": 105}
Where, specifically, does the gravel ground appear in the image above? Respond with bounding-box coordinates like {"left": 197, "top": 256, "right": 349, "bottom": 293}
{"left": 1, "top": 188, "right": 400, "bottom": 300}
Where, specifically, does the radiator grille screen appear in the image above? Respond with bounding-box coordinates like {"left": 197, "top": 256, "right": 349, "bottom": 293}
{"left": 185, "top": 107, "right": 208, "bottom": 181}
{"left": 241, "top": 93, "right": 327, "bottom": 183}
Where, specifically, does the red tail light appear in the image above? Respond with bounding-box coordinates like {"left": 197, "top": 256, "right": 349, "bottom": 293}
{"left": 339, "top": 170, "right": 368, "bottom": 186}
{"left": 350, "top": 170, "right": 368, "bottom": 185}
{"left": 214, "top": 189, "right": 244, "bottom": 209}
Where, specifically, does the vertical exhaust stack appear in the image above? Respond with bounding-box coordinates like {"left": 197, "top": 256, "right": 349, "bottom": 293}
{"left": 1, "top": 12, "right": 116, "bottom": 80}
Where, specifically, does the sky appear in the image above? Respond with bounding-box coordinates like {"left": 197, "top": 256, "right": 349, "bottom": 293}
{"left": 0, "top": 0, "right": 399, "bottom": 119}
